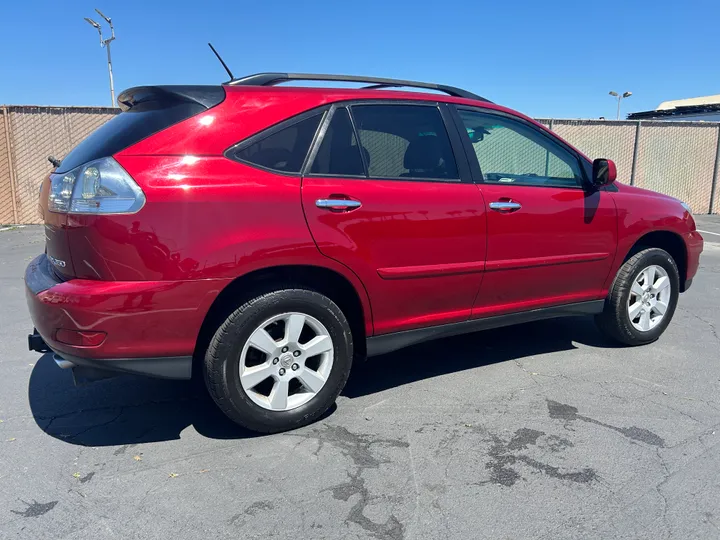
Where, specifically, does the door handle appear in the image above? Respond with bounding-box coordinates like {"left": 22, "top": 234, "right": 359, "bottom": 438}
{"left": 489, "top": 201, "right": 522, "bottom": 212}
{"left": 315, "top": 199, "right": 362, "bottom": 211}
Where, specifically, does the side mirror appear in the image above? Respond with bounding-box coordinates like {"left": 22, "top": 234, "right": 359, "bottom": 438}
{"left": 592, "top": 158, "right": 617, "bottom": 187}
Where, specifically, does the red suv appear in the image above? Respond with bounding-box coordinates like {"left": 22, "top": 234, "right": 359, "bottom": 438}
{"left": 26, "top": 73, "right": 703, "bottom": 432}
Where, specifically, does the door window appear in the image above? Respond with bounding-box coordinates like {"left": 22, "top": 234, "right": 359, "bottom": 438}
{"left": 310, "top": 108, "right": 365, "bottom": 176}
{"left": 351, "top": 105, "right": 459, "bottom": 180}
{"left": 457, "top": 110, "right": 583, "bottom": 188}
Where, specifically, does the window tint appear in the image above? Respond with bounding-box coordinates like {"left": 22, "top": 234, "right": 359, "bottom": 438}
{"left": 235, "top": 113, "right": 322, "bottom": 174}
{"left": 310, "top": 108, "right": 365, "bottom": 176}
{"left": 57, "top": 102, "right": 209, "bottom": 174}
{"left": 458, "top": 110, "right": 582, "bottom": 188}
{"left": 352, "top": 105, "right": 459, "bottom": 180}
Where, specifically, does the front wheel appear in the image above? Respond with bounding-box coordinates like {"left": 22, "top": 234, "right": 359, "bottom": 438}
{"left": 204, "top": 288, "right": 353, "bottom": 433}
{"left": 595, "top": 247, "right": 680, "bottom": 346}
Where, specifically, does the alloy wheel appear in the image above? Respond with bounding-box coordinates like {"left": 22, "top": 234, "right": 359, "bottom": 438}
{"left": 239, "top": 312, "right": 334, "bottom": 411}
{"left": 627, "top": 264, "right": 671, "bottom": 332}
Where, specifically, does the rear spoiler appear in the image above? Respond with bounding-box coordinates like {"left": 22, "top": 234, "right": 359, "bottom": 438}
{"left": 117, "top": 85, "right": 225, "bottom": 112}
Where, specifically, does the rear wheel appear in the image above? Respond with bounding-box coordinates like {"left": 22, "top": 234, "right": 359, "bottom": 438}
{"left": 596, "top": 247, "right": 680, "bottom": 345}
{"left": 204, "top": 288, "right": 353, "bottom": 433}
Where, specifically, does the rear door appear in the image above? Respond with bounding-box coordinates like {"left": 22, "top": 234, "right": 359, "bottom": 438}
{"left": 451, "top": 107, "right": 617, "bottom": 317}
{"left": 302, "top": 103, "right": 487, "bottom": 335}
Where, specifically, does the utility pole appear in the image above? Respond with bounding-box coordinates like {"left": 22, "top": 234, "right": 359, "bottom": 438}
{"left": 84, "top": 9, "right": 116, "bottom": 106}
{"left": 609, "top": 90, "right": 632, "bottom": 120}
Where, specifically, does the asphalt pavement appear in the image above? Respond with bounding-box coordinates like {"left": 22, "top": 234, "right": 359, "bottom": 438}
{"left": 1, "top": 223, "right": 720, "bottom": 540}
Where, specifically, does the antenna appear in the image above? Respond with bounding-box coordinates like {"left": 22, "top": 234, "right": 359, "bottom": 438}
{"left": 208, "top": 43, "right": 234, "bottom": 80}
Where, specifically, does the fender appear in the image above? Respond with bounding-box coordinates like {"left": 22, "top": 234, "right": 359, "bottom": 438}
{"left": 603, "top": 184, "right": 696, "bottom": 293}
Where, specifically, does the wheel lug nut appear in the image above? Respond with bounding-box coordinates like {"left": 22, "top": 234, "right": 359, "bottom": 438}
{"left": 272, "top": 357, "right": 279, "bottom": 365}
{"left": 278, "top": 368, "right": 286, "bottom": 376}
{"left": 281, "top": 346, "right": 289, "bottom": 353}
{"left": 292, "top": 363, "right": 299, "bottom": 371}
{"left": 293, "top": 350, "right": 301, "bottom": 357}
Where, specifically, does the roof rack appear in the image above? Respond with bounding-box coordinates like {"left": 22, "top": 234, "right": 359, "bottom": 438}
{"left": 226, "top": 72, "right": 490, "bottom": 102}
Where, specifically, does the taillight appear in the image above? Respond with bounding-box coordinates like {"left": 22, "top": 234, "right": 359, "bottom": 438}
{"left": 48, "top": 157, "right": 146, "bottom": 214}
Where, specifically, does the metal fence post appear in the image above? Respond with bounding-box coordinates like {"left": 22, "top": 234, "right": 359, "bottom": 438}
{"left": 629, "top": 121, "right": 641, "bottom": 186}
{"left": 2, "top": 107, "right": 19, "bottom": 224}
{"left": 543, "top": 120, "right": 555, "bottom": 176}
{"left": 709, "top": 125, "right": 720, "bottom": 215}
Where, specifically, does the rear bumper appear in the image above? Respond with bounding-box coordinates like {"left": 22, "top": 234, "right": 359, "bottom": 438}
{"left": 28, "top": 329, "right": 191, "bottom": 379}
{"left": 25, "top": 254, "right": 227, "bottom": 379}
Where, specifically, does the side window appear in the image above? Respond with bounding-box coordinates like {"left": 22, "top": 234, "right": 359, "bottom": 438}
{"left": 352, "top": 105, "right": 459, "bottom": 180}
{"left": 310, "top": 108, "right": 365, "bottom": 176}
{"left": 457, "top": 110, "right": 583, "bottom": 188}
{"left": 234, "top": 113, "right": 322, "bottom": 174}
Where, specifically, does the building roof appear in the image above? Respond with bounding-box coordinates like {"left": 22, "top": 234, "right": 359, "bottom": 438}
{"left": 628, "top": 94, "right": 720, "bottom": 120}
{"left": 657, "top": 94, "right": 720, "bottom": 110}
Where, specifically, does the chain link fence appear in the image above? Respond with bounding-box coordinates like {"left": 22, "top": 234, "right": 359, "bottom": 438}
{"left": 1, "top": 107, "right": 719, "bottom": 224}
{"left": 538, "top": 118, "right": 720, "bottom": 214}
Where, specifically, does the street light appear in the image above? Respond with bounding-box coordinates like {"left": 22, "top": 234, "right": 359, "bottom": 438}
{"left": 84, "top": 9, "right": 116, "bottom": 106}
{"left": 609, "top": 90, "right": 632, "bottom": 120}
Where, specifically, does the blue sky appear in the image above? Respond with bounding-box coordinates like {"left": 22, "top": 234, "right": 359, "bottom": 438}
{"left": 1, "top": 0, "right": 718, "bottom": 119}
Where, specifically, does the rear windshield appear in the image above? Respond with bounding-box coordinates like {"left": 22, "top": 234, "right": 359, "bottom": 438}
{"left": 56, "top": 101, "right": 206, "bottom": 173}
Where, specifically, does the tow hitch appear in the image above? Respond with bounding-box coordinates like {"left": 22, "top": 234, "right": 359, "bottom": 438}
{"left": 28, "top": 329, "right": 50, "bottom": 353}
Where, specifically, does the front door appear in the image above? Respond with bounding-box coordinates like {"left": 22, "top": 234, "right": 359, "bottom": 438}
{"left": 302, "top": 103, "right": 487, "bottom": 335}
{"left": 453, "top": 108, "right": 617, "bottom": 317}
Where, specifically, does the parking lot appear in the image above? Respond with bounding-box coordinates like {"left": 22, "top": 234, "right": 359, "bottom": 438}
{"left": 1, "top": 221, "right": 719, "bottom": 540}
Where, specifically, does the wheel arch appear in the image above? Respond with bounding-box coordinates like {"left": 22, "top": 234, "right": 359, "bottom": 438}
{"left": 193, "top": 264, "right": 371, "bottom": 373}
{"left": 622, "top": 230, "right": 688, "bottom": 291}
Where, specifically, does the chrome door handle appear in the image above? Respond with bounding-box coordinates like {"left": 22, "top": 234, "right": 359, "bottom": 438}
{"left": 315, "top": 199, "right": 362, "bottom": 211}
{"left": 489, "top": 201, "right": 522, "bottom": 212}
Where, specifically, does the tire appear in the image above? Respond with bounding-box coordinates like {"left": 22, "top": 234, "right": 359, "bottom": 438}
{"left": 204, "top": 288, "right": 353, "bottom": 433}
{"left": 595, "top": 247, "right": 680, "bottom": 346}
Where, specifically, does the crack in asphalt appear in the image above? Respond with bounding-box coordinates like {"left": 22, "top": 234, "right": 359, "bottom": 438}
{"left": 293, "top": 425, "right": 408, "bottom": 539}
{"left": 37, "top": 396, "right": 196, "bottom": 429}
{"left": 328, "top": 470, "right": 404, "bottom": 540}
{"left": 49, "top": 408, "right": 126, "bottom": 443}
{"left": 229, "top": 500, "right": 275, "bottom": 526}
{"left": 678, "top": 307, "right": 720, "bottom": 342}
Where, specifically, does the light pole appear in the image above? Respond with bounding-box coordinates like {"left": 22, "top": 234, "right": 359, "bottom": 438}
{"left": 84, "top": 9, "right": 116, "bottom": 106}
{"left": 609, "top": 91, "right": 632, "bottom": 120}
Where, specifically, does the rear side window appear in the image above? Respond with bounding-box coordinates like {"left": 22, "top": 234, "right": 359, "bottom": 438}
{"left": 235, "top": 113, "right": 323, "bottom": 174}
{"left": 352, "top": 105, "right": 459, "bottom": 180}
{"left": 310, "top": 108, "right": 365, "bottom": 176}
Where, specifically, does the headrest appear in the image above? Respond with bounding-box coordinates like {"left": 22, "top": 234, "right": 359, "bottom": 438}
{"left": 403, "top": 136, "right": 445, "bottom": 171}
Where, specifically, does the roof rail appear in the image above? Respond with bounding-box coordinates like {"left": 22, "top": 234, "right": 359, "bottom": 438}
{"left": 226, "top": 72, "right": 491, "bottom": 102}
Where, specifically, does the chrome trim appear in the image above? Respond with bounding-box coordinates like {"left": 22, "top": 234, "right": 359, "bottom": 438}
{"left": 315, "top": 199, "right": 362, "bottom": 209}
{"left": 47, "top": 254, "right": 66, "bottom": 268}
{"left": 489, "top": 201, "right": 522, "bottom": 211}
{"left": 53, "top": 354, "right": 75, "bottom": 370}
